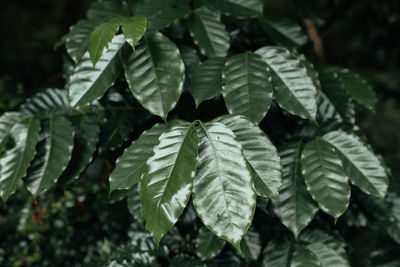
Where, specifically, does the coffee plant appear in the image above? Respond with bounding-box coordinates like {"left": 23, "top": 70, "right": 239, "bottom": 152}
{"left": 1, "top": 0, "right": 399, "bottom": 266}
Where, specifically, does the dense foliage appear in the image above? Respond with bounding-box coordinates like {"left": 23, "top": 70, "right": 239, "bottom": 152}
{"left": 1, "top": 0, "right": 399, "bottom": 266}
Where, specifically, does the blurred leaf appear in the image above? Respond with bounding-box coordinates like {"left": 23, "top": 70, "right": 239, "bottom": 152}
{"left": 203, "top": 0, "right": 263, "bottom": 19}
{"left": 195, "top": 226, "right": 226, "bottom": 260}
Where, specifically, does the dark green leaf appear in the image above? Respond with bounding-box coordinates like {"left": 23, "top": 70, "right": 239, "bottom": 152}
{"left": 307, "top": 243, "right": 350, "bottom": 267}
{"left": 25, "top": 117, "right": 74, "bottom": 196}
{"left": 87, "top": 0, "right": 129, "bottom": 20}
{"left": 193, "top": 122, "right": 256, "bottom": 250}
{"left": 256, "top": 46, "right": 318, "bottom": 121}
{"left": 140, "top": 122, "right": 198, "bottom": 243}
{"left": 20, "top": 88, "right": 69, "bottom": 116}
{"left": 222, "top": 52, "right": 273, "bottom": 124}
{"left": 240, "top": 227, "right": 261, "bottom": 261}
{"left": 109, "top": 123, "right": 167, "bottom": 192}
{"left": 262, "top": 241, "right": 291, "bottom": 267}
{"left": 69, "top": 34, "right": 126, "bottom": 107}
{"left": 189, "top": 57, "right": 225, "bottom": 107}
{"left": 179, "top": 45, "right": 201, "bottom": 81}
{"left": 291, "top": 246, "right": 320, "bottom": 267}
{"left": 301, "top": 138, "right": 351, "bottom": 221}
{"left": 0, "top": 118, "right": 41, "bottom": 201}
{"left": 272, "top": 142, "right": 318, "bottom": 238}
{"left": 189, "top": 8, "right": 230, "bottom": 58}
{"left": 203, "top": 0, "right": 263, "bottom": 18}
{"left": 124, "top": 32, "right": 185, "bottom": 119}
{"left": 322, "top": 130, "right": 389, "bottom": 198}
{"left": 195, "top": 226, "right": 226, "bottom": 260}
{"left": 213, "top": 115, "right": 282, "bottom": 201}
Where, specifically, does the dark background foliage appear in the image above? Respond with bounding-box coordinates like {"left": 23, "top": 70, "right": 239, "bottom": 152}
{"left": 0, "top": 0, "right": 399, "bottom": 265}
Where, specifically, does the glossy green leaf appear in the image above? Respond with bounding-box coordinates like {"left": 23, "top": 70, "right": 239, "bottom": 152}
{"left": 189, "top": 8, "right": 230, "bottom": 58}
{"left": 259, "top": 16, "right": 308, "bottom": 48}
{"left": 222, "top": 52, "right": 273, "bottom": 124}
{"left": 0, "top": 118, "right": 40, "bottom": 201}
{"left": 140, "top": 122, "right": 198, "bottom": 243}
{"left": 301, "top": 138, "right": 351, "bottom": 221}
{"left": 59, "top": 115, "right": 100, "bottom": 185}
{"left": 133, "top": 0, "right": 190, "bottom": 31}
{"left": 109, "top": 123, "right": 167, "bottom": 193}
{"left": 322, "top": 130, "right": 389, "bottom": 198}
{"left": 193, "top": 122, "right": 256, "bottom": 250}
{"left": 69, "top": 34, "right": 126, "bottom": 107}
{"left": 127, "top": 185, "right": 144, "bottom": 226}
{"left": 86, "top": 0, "right": 129, "bottom": 20}
{"left": 262, "top": 241, "right": 292, "bottom": 266}
{"left": 25, "top": 117, "right": 74, "bottom": 196}
{"left": 240, "top": 227, "right": 261, "bottom": 261}
{"left": 189, "top": 57, "right": 225, "bottom": 107}
{"left": 213, "top": 115, "right": 282, "bottom": 201}
{"left": 203, "top": 0, "right": 263, "bottom": 18}
{"left": 272, "top": 142, "right": 318, "bottom": 238}
{"left": 195, "top": 226, "right": 226, "bottom": 260}
{"left": 0, "top": 112, "right": 26, "bottom": 152}
{"left": 90, "top": 17, "right": 122, "bottom": 66}
{"left": 20, "top": 88, "right": 70, "bottom": 116}
{"left": 291, "top": 246, "right": 320, "bottom": 267}
{"left": 318, "top": 67, "right": 355, "bottom": 124}
{"left": 307, "top": 243, "right": 350, "bottom": 267}
{"left": 120, "top": 16, "right": 147, "bottom": 49}
{"left": 124, "top": 32, "right": 185, "bottom": 119}
{"left": 255, "top": 46, "right": 318, "bottom": 121}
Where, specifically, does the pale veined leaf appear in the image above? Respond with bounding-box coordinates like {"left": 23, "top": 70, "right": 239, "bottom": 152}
{"left": 203, "top": 0, "right": 263, "bottom": 19}
{"left": 20, "top": 88, "right": 70, "bottom": 116}
{"left": 195, "top": 226, "right": 226, "bottom": 260}
{"left": 0, "top": 112, "right": 27, "bottom": 152}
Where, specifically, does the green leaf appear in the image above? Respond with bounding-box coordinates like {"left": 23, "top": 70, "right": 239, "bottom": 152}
{"left": 213, "top": 115, "right": 282, "bottom": 201}
{"left": 240, "top": 227, "right": 261, "bottom": 261}
{"left": 133, "top": 0, "right": 190, "bottom": 31}
{"left": 301, "top": 138, "right": 351, "bottom": 221}
{"left": 59, "top": 115, "right": 100, "bottom": 185}
{"left": 124, "top": 32, "right": 185, "bottom": 119}
{"left": 0, "top": 112, "right": 26, "bottom": 152}
{"left": 109, "top": 123, "right": 167, "bottom": 193}
{"left": 317, "top": 90, "right": 343, "bottom": 124}
{"left": 299, "top": 229, "right": 346, "bottom": 255}
{"left": 188, "top": 57, "right": 225, "bottom": 107}
{"left": 127, "top": 185, "right": 144, "bottom": 226}
{"left": 291, "top": 246, "right": 320, "bottom": 267}
{"left": 120, "top": 16, "right": 147, "bottom": 49}
{"left": 272, "top": 142, "right": 318, "bottom": 238}
{"left": 90, "top": 17, "right": 121, "bottom": 66}
{"left": 318, "top": 67, "right": 355, "bottom": 124}
{"left": 337, "top": 69, "right": 377, "bottom": 110}
{"left": 193, "top": 122, "right": 256, "bottom": 250}
{"left": 87, "top": 0, "right": 129, "bottom": 20}
{"left": 140, "top": 122, "right": 198, "bottom": 243}
{"left": 0, "top": 118, "right": 41, "bottom": 201}
{"left": 20, "top": 88, "right": 70, "bottom": 116}
{"left": 259, "top": 16, "right": 308, "bottom": 48}
{"left": 222, "top": 52, "right": 273, "bottom": 124}
{"left": 255, "top": 46, "right": 318, "bottom": 121}
{"left": 69, "top": 34, "right": 126, "bottom": 107}
{"left": 189, "top": 8, "right": 230, "bottom": 58}
{"left": 262, "top": 241, "right": 292, "bottom": 266}
{"left": 179, "top": 46, "right": 201, "bottom": 81}
{"left": 307, "top": 243, "right": 350, "bottom": 267}
{"left": 195, "top": 226, "right": 226, "bottom": 260}
{"left": 203, "top": 0, "right": 263, "bottom": 18}
{"left": 322, "top": 130, "right": 389, "bottom": 198}
{"left": 25, "top": 117, "right": 74, "bottom": 196}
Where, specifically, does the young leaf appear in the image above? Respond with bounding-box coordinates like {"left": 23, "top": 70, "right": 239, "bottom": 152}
{"left": 255, "top": 46, "right": 318, "bottom": 121}
{"left": 20, "top": 88, "right": 70, "bottom": 116}
{"left": 272, "top": 142, "right": 318, "bottom": 238}
{"left": 307, "top": 243, "right": 350, "bottom": 267}
{"left": 301, "top": 138, "right": 351, "bottom": 221}
{"left": 213, "top": 115, "right": 282, "bottom": 201}
{"left": 195, "top": 226, "right": 226, "bottom": 260}
{"left": 90, "top": 17, "right": 121, "bottom": 66}
{"left": 259, "top": 16, "right": 308, "bottom": 48}
{"left": 291, "top": 246, "right": 320, "bottom": 267}
{"left": 124, "top": 32, "right": 185, "bottom": 120}
{"left": 120, "top": 16, "right": 147, "bottom": 50}
{"left": 140, "top": 122, "right": 198, "bottom": 243}
{"left": 240, "top": 228, "right": 261, "bottom": 261}
{"left": 203, "top": 0, "right": 263, "bottom": 19}
{"left": 0, "top": 118, "right": 41, "bottom": 202}
{"left": 189, "top": 57, "right": 226, "bottom": 107}
{"left": 69, "top": 34, "right": 126, "bottom": 107}
{"left": 322, "top": 130, "right": 389, "bottom": 198}
{"left": 109, "top": 123, "right": 167, "bottom": 193}
{"left": 25, "top": 117, "right": 74, "bottom": 196}
{"left": 0, "top": 112, "right": 26, "bottom": 152}
{"left": 193, "top": 122, "right": 256, "bottom": 250}
{"left": 189, "top": 8, "right": 230, "bottom": 58}
{"left": 222, "top": 52, "right": 273, "bottom": 124}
